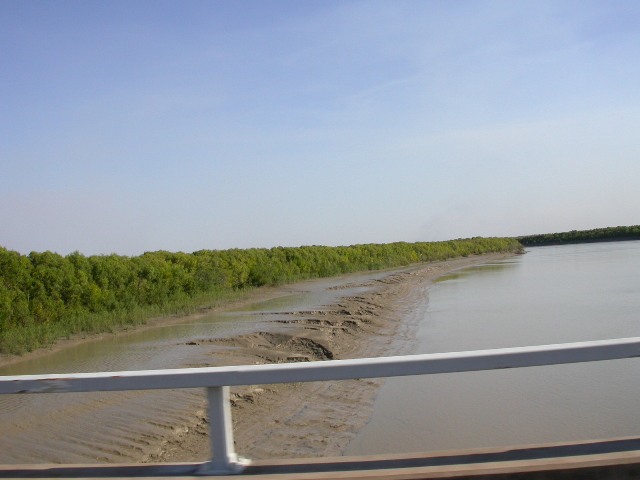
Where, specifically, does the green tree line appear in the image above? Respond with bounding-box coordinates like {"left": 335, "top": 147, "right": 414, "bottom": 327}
{"left": 518, "top": 225, "right": 640, "bottom": 246}
{"left": 0, "top": 237, "right": 521, "bottom": 355}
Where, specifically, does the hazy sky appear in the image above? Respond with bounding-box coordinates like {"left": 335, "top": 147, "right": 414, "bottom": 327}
{"left": 2, "top": 1, "right": 639, "bottom": 256}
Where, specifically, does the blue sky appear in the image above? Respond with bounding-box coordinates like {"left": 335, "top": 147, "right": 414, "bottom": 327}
{"left": 2, "top": 0, "right": 639, "bottom": 256}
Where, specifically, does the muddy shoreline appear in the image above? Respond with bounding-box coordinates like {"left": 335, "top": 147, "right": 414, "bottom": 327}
{"left": 142, "top": 253, "right": 513, "bottom": 463}
{"left": 0, "top": 253, "right": 513, "bottom": 464}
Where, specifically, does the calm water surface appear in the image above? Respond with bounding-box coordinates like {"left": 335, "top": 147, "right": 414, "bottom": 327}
{"left": 347, "top": 241, "right": 640, "bottom": 455}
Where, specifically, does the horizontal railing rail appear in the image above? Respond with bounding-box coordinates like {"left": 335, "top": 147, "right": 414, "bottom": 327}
{"left": 2, "top": 337, "right": 640, "bottom": 474}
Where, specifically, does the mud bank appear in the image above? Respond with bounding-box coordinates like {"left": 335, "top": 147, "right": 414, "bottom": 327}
{"left": 142, "top": 253, "right": 513, "bottom": 463}
{"left": 0, "top": 254, "right": 513, "bottom": 465}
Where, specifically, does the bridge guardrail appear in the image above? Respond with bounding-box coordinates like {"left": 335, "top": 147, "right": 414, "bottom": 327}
{"left": 2, "top": 337, "right": 640, "bottom": 474}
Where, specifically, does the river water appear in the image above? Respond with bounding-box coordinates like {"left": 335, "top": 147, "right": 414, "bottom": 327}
{"left": 346, "top": 241, "right": 640, "bottom": 455}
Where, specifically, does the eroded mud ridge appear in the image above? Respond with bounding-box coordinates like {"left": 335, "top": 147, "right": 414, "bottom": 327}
{"left": 198, "top": 294, "right": 387, "bottom": 365}
{"left": 211, "top": 332, "right": 336, "bottom": 362}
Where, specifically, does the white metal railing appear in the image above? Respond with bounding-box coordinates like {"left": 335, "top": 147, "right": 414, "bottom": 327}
{"left": 2, "top": 337, "right": 640, "bottom": 474}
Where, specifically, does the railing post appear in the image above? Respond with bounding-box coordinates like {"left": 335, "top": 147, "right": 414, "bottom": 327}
{"left": 197, "top": 386, "right": 250, "bottom": 475}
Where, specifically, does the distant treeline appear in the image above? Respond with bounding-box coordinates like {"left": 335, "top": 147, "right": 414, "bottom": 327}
{"left": 0, "top": 238, "right": 521, "bottom": 355}
{"left": 518, "top": 225, "right": 640, "bottom": 247}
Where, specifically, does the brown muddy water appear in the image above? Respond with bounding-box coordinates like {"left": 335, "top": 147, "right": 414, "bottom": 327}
{"left": 0, "top": 271, "right": 389, "bottom": 464}
{"left": 346, "top": 241, "right": 640, "bottom": 455}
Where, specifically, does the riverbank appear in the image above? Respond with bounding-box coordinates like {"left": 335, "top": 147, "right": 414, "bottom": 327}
{"left": 0, "top": 253, "right": 514, "bottom": 465}
{"left": 139, "top": 253, "right": 514, "bottom": 463}
{"left": 0, "top": 288, "right": 264, "bottom": 369}
{"left": 0, "top": 238, "right": 521, "bottom": 356}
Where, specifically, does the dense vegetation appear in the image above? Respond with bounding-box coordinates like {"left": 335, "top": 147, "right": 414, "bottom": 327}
{"left": 0, "top": 237, "right": 521, "bottom": 355}
{"left": 519, "top": 225, "right": 640, "bottom": 246}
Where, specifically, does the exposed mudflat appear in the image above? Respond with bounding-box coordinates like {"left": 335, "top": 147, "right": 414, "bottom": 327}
{"left": 0, "top": 254, "right": 511, "bottom": 464}
{"left": 144, "top": 255, "right": 512, "bottom": 463}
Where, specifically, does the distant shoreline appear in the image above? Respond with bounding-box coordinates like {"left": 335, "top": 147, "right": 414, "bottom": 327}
{"left": 522, "top": 236, "right": 640, "bottom": 247}
{"left": 519, "top": 225, "right": 640, "bottom": 247}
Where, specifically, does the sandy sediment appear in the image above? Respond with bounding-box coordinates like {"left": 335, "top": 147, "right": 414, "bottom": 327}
{"left": 141, "top": 253, "right": 513, "bottom": 463}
